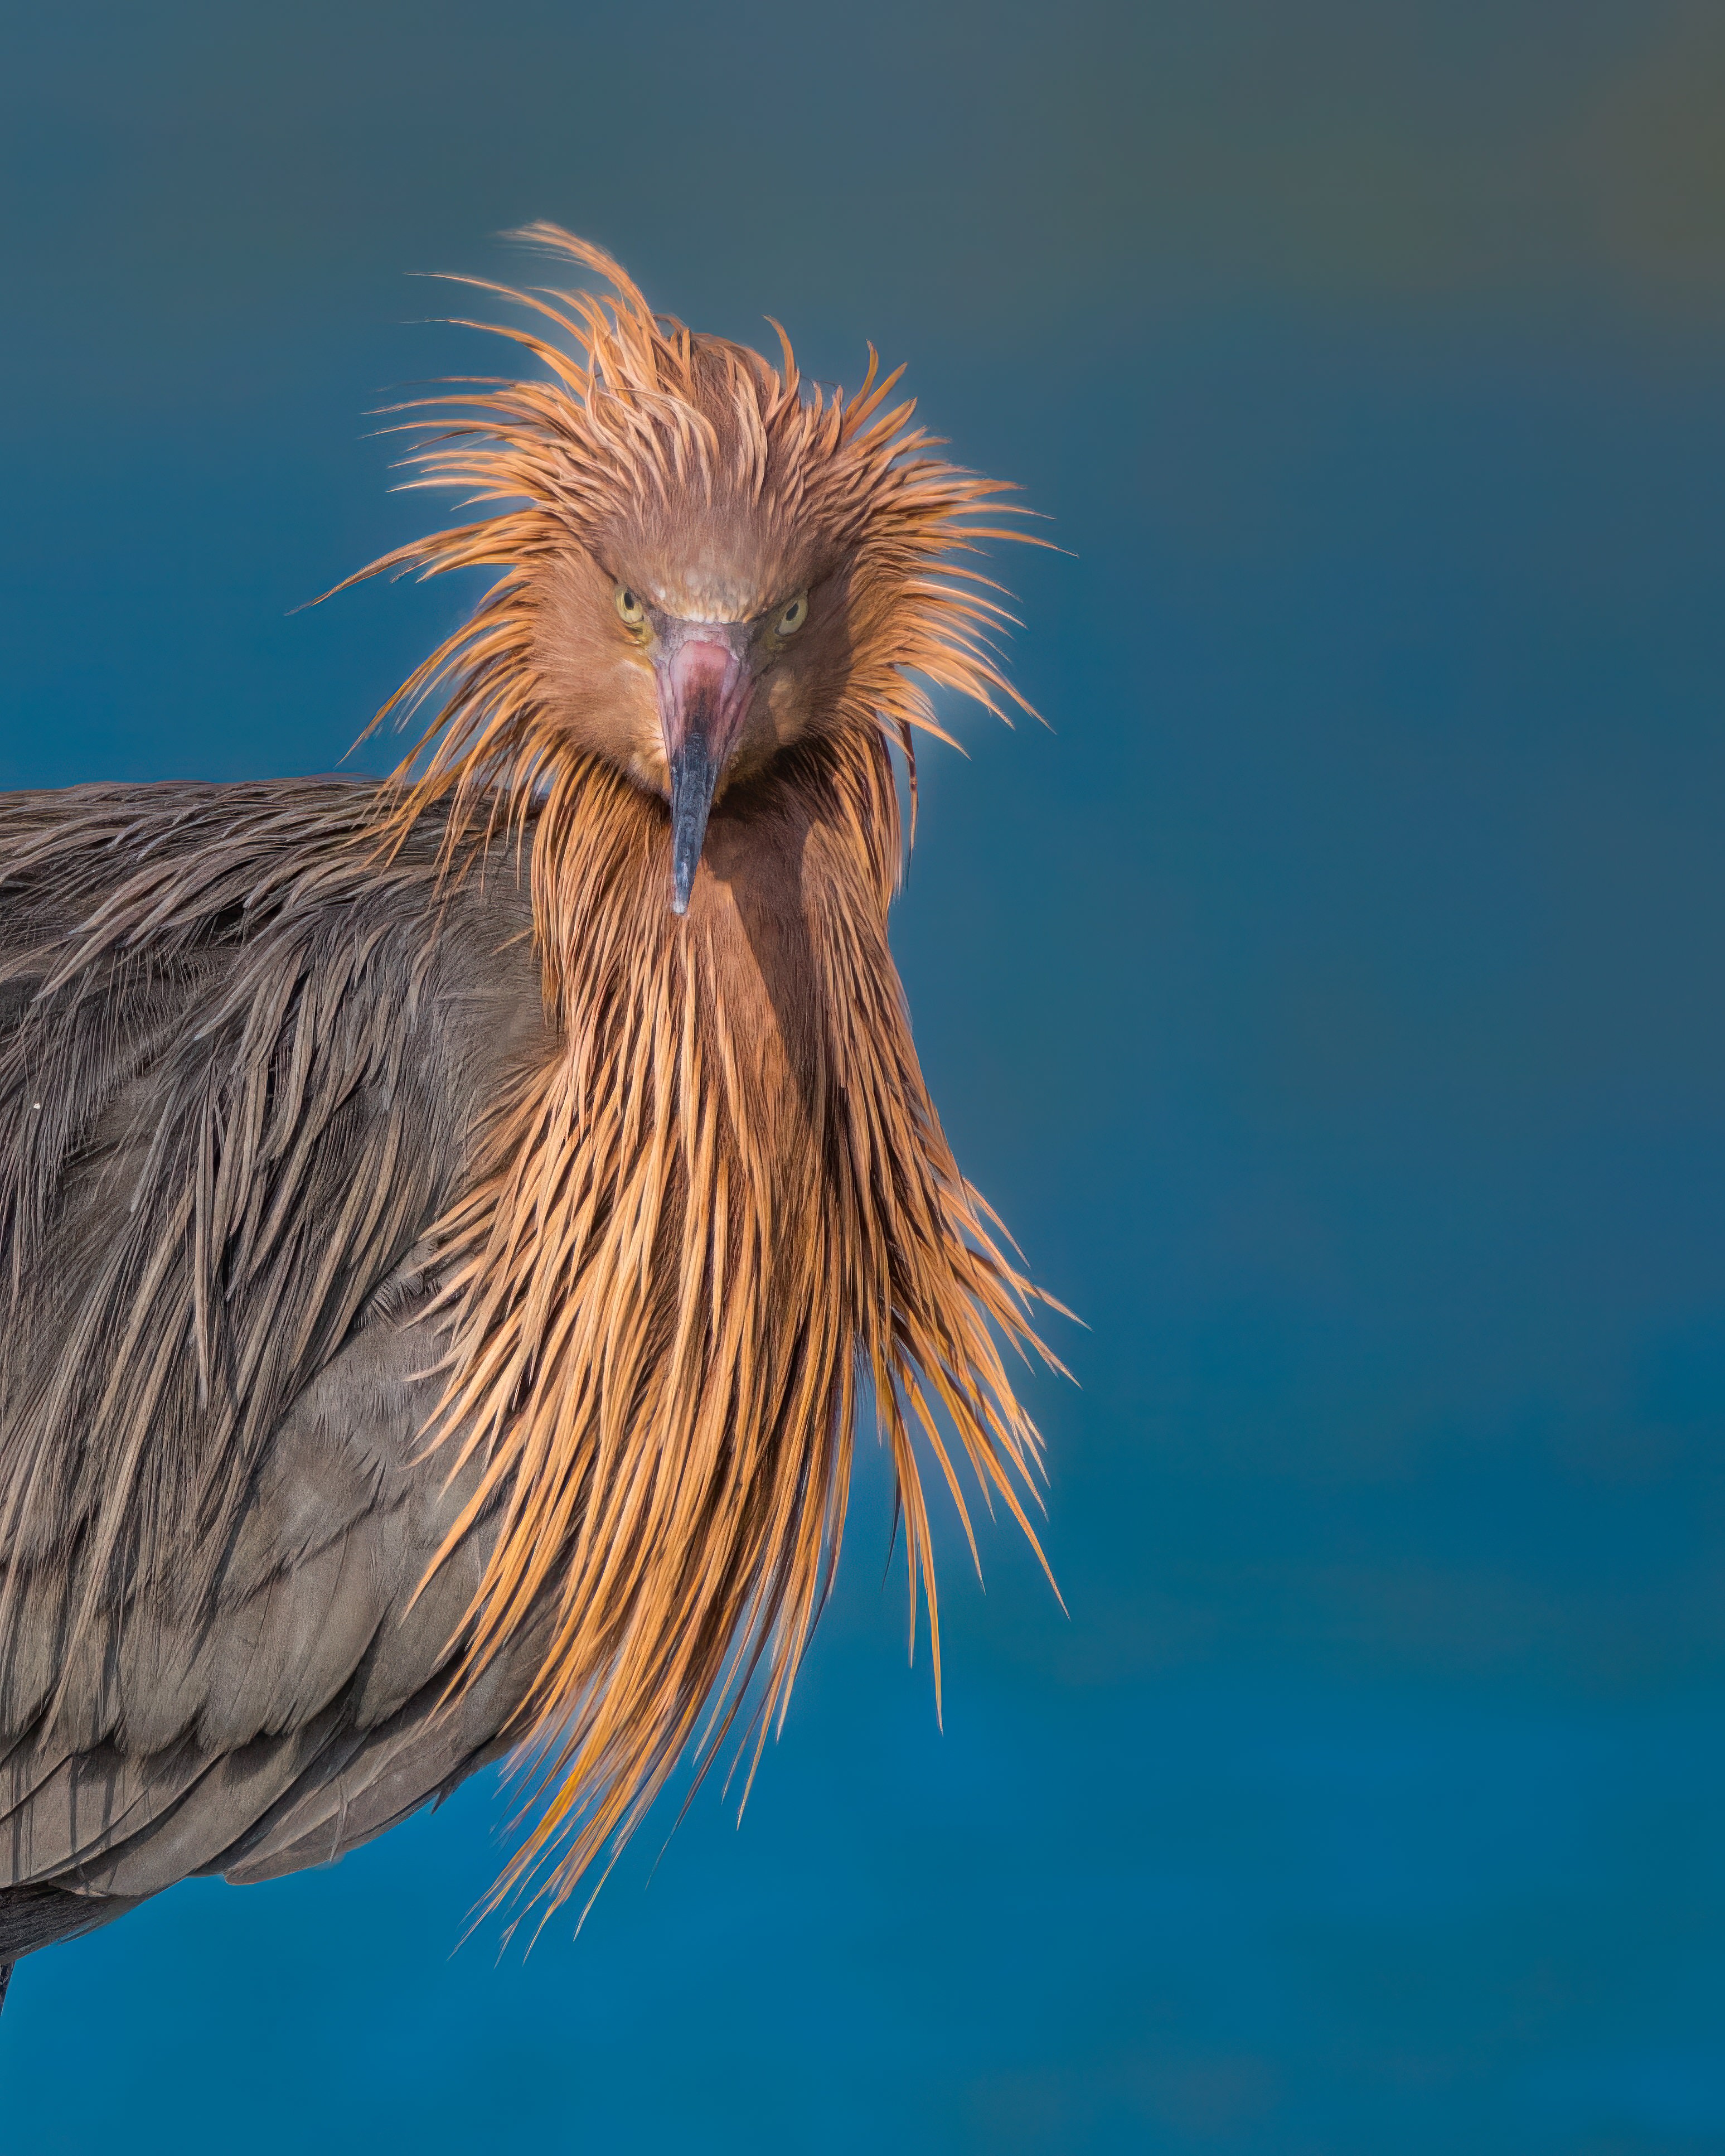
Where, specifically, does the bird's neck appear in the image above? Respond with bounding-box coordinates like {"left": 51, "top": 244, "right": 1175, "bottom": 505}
{"left": 418, "top": 730, "right": 1046, "bottom": 1912}
{"left": 537, "top": 738, "right": 900, "bottom": 1154}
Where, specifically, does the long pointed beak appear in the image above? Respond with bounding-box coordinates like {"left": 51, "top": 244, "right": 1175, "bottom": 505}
{"left": 655, "top": 629, "right": 753, "bottom": 916}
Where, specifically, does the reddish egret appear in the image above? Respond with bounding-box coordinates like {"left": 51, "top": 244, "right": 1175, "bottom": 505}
{"left": 0, "top": 229, "right": 1057, "bottom": 2006}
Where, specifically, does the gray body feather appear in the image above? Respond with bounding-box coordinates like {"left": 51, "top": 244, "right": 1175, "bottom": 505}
{"left": 0, "top": 780, "right": 556, "bottom": 1959}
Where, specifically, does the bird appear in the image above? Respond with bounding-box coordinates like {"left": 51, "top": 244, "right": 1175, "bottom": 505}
{"left": 0, "top": 226, "right": 1058, "bottom": 2009}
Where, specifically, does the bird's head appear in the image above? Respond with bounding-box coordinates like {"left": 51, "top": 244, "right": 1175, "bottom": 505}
{"left": 345, "top": 225, "right": 1036, "bottom": 911}
{"left": 530, "top": 432, "right": 874, "bottom": 916}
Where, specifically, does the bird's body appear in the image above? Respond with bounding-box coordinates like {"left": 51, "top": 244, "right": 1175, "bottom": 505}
{"left": 0, "top": 232, "right": 1053, "bottom": 1993}
{"left": 0, "top": 780, "right": 554, "bottom": 1965}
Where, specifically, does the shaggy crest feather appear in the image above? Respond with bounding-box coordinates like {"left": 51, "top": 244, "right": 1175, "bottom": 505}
{"left": 332, "top": 228, "right": 1063, "bottom": 1918}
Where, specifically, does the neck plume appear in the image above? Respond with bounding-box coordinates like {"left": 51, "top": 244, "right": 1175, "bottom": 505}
{"left": 400, "top": 727, "right": 1059, "bottom": 1922}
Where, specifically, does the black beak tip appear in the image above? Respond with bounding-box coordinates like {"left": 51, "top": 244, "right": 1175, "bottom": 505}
{"left": 670, "top": 829, "right": 702, "bottom": 915}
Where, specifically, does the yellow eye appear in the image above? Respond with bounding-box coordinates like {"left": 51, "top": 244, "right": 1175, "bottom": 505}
{"left": 615, "top": 586, "right": 646, "bottom": 628}
{"left": 774, "top": 592, "right": 809, "bottom": 637}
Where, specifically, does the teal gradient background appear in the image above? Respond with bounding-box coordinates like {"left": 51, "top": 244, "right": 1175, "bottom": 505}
{"left": 3, "top": 4, "right": 1725, "bottom": 2149}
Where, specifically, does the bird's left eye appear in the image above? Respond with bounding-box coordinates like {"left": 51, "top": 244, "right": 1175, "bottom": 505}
{"left": 774, "top": 593, "right": 809, "bottom": 637}
{"left": 615, "top": 586, "right": 646, "bottom": 628}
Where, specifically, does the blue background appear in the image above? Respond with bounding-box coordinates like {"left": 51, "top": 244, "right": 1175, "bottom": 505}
{"left": 4, "top": 4, "right": 1725, "bottom": 2149}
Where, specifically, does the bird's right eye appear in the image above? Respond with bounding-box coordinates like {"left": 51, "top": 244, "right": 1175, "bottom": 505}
{"left": 615, "top": 587, "right": 646, "bottom": 629}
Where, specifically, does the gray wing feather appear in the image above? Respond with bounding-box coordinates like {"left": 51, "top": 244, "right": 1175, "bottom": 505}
{"left": 224, "top": 1605, "right": 553, "bottom": 1886}
{"left": 67, "top": 1709, "right": 352, "bottom": 1899}
{"left": 0, "top": 779, "right": 558, "bottom": 1948}
{"left": 1, "top": 1738, "right": 212, "bottom": 1886}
